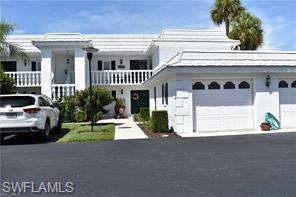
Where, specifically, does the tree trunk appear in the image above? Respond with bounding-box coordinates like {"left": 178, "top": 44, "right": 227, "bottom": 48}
{"left": 225, "top": 20, "right": 230, "bottom": 37}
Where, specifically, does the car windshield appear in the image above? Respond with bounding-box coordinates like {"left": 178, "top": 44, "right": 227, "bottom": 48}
{"left": 0, "top": 96, "right": 35, "bottom": 107}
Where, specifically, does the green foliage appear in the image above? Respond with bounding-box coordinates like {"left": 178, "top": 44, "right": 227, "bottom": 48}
{"left": 0, "top": 70, "right": 16, "bottom": 94}
{"left": 151, "top": 110, "right": 168, "bottom": 133}
{"left": 75, "top": 87, "right": 113, "bottom": 121}
{"left": 210, "top": 0, "right": 263, "bottom": 50}
{"left": 140, "top": 107, "right": 150, "bottom": 121}
{"left": 56, "top": 96, "right": 77, "bottom": 123}
{"left": 0, "top": 20, "right": 28, "bottom": 60}
{"left": 229, "top": 10, "right": 263, "bottom": 50}
{"left": 210, "top": 0, "right": 244, "bottom": 35}
{"left": 133, "top": 114, "right": 141, "bottom": 122}
{"left": 57, "top": 87, "right": 113, "bottom": 123}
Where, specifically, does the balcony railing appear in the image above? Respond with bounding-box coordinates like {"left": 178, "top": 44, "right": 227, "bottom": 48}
{"left": 91, "top": 70, "right": 153, "bottom": 85}
{"left": 52, "top": 84, "right": 76, "bottom": 100}
{"left": 5, "top": 71, "right": 41, "bottom": 87}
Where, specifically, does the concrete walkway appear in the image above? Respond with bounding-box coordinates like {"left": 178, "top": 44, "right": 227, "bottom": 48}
{"left": 114, "top": 117, "right": 148, "bottom": 140}
{"left": 97, "top": 117, "right": 148, "bottom": 140}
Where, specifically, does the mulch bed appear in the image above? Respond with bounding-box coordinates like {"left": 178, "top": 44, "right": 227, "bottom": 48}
{"left": 137, "top": 124, "right": 181, "bottom": 138}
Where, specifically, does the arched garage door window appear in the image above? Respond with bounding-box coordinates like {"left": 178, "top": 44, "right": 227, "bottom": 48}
{"left": 193, "top": 82, "right": 205, "bottom": 90}
{"left": 208, "top": 82, "right": 220, "bottom": 90}
{"left": 239, "top": 81, "right": 250, "bottom": 89}
{"left": 279, "top": 80, "right": 289, "bottom": 88}
{"left": 291, "top": 80, "right": 296, "bottom": 88}
{"left": 224, "top": 81, "right": 235, "bottom": 89}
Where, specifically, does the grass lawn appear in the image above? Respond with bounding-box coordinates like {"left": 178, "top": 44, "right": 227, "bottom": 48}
{"left": 57, "top": 123, "right": 115, "bottom": 143}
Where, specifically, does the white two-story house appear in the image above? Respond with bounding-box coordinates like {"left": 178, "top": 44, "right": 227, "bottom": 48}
{"left": 2, "top": 29, "right": 296, "bottom": 134}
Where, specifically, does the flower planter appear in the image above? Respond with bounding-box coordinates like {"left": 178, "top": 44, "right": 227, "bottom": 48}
{"left": 260, "top": 123, "right": 271, "bottom": 131}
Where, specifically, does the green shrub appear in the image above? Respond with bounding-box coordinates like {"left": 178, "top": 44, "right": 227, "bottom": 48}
{"left": 75, "top": 87, "right": 113, "bottom": 121}
{"left": 0, "top": 70, "right": 16, "bottom": 94}
{"left": 57, "top": 96, "right": 77, "bottom": 123}
{"left": 151, "top": 110, "right": 168, "bottom": 132}
{"left": 140, "top": 107, "right": 150, "bottom": 121}
{"left": 133, "top": 114, "right": 141, "bottom": 122}
{"left": 143, "top": 119, "right": 153, "bottom": 130}
{"left": 74, "top": 107, "right": 86, "bottom": 122}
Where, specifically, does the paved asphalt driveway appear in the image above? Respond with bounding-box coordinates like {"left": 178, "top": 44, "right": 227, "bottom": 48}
{"left": 1, "top": 132, "right": 296, "bottom": 197}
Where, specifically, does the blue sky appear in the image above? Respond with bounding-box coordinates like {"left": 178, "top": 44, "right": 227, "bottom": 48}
{"left": 1, "top": 0, "right": 296, "bottom": 50}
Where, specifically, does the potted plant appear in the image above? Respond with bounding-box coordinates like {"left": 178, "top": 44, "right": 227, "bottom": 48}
{"left": 115, "top": 98, "right": 126, "bottom": 118}
{"left": 260, "top": 122, "right": 271, "bottom": 131}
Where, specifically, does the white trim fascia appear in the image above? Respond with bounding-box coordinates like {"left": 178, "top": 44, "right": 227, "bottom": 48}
{"left": 144, "top": 65, "right": 296, "bottom": 86}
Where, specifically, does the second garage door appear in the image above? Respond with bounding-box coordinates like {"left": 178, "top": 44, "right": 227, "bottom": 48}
{"left": 193, "top": 79, "right": 253, "bottom": 132}
{"left": 279, "top": 79, "right": 296, "bottom": 128}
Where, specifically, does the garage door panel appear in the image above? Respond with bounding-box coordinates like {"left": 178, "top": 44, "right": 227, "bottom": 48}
{"left": 193, "top": 79, "right": 253, "bottom": 132}
{"left": 280, "top": 82, "right": 296, "bottom": 128}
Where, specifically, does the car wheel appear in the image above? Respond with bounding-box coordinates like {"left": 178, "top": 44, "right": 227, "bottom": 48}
{"left": 55, "top": 116, "right": 62, "bottom": 133}
{"left": 40, "top": 121, "right": 50, "bottom": 141}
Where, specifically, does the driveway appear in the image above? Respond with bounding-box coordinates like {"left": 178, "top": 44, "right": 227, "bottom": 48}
{"left": 1, "top": 132, "right": 296, "bottom": 197}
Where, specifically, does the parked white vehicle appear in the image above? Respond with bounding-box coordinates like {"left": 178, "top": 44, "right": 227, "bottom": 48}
{"left": 0, "top": 94, "right": 61, "bottom": 141}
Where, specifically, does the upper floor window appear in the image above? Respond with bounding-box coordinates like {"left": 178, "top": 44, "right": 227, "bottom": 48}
{"left": 239, "top": 81, "right": 250, "bottom": 89}
{"left": 192, "top": 82, "right": 205, "bottom": 90}
{"left": 224, "top": 81, "right": 235, "bottom": 89}
{"left": 279, "top": 80, "right": 288, "bottom": 88}
{"left": 31, "top": 61, "right": 36, "bottom": 71}
{"left": 208, "top": 81, "right": 220, "bottom": 90}
{"left": 98, "top": 61, "right": 103, "bottom": 70}
{"left": 130, "top": 60, "right": 147, "bottom": 70}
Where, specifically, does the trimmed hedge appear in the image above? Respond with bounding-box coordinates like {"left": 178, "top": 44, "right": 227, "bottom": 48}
{"left": 151, "top": 110, "right": 168, "bottom": 132}
{"left": 140, "top": 107, "right": 150, "bottom": 121}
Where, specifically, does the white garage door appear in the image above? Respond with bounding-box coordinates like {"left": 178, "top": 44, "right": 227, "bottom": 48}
{"left": 279, "top": 79, "right": 296, "bottom": 128}
{"left": 193, "top": 79, "right": 253, "bottom": 132}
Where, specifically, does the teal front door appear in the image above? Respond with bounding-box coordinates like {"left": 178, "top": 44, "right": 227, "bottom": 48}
{"left": 131, "top": 90, "right": 149, "bottom": 114}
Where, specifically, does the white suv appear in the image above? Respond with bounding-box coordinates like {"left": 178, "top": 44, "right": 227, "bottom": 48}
{"left": 0, "top": 94, "right": 61, "bottom": 142}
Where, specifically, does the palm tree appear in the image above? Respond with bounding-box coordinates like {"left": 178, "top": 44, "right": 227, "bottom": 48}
{"left": 210, "top": 0, "right": 244, "bottom": 36}
{"left": 0, "top": 20, "right": 28, "bottom": 60}
{"left": 228, "top": 10, "right": 264, "bottom": 50}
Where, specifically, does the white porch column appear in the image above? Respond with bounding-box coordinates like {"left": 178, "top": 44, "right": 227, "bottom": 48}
{"left": 74, "top": 48, "right": 88, "bottom": 90}
{"left": 41, "top": 49, "right": 53, "bottom": 97}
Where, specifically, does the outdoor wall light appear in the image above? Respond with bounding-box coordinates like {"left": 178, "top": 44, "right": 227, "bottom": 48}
{"left": 121, "top": 89, "right": 124, "bottom": 94}
{"left": 120, "top": 59, "right": 123, "bottom": 64}
{"left": 24, "top": 59, "right": 27, "bottom": 66}
{"left": 266, "top": 75, "right": 271, "bottom": 87}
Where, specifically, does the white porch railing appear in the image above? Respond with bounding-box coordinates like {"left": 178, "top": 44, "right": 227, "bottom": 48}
{"left": 91, "top": 70, "right": 153, "bottom": 85}
{"left": 52, "top": 84, "right": 76, "bottom": 100}
{"left": 5, "top": 71, "right": 41, "bottom": 87}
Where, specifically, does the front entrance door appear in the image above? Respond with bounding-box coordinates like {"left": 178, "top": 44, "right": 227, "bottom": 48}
{"left": 131, "top": 90, "right": 149, "bottom": 114}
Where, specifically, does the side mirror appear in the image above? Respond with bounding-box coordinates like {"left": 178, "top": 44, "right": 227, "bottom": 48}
{"left": 51, "top": 102, "right": 59, "bottom": 108}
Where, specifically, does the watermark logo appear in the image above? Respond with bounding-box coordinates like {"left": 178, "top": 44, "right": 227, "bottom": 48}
{"left": 1, "top": 181, "right": 75, "bottom": 195}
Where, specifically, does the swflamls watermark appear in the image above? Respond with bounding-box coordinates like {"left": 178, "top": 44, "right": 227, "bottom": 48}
{"left": 1, "top": 181, "right": 75, "bottom": 195}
